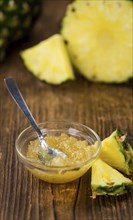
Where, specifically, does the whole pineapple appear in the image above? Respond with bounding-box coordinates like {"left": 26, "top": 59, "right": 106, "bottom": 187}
{"left": 0, "top": 0, "right": 42, "bottom": 61}
{"left": 61, "top": 0, "right": 133, "bottom": 83}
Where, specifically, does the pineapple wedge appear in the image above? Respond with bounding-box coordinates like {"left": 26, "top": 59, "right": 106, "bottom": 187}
{"left": 91, "top": 159, "right": 133, "bottom": 198}
{"left": 61, "top": 0, "right": 133, "bottom": 83}
{"left": 20, "top": 34, "right": 74, "bottom": 85}
{"left": 99, "top": 129, "right": 133, "bottom": 175}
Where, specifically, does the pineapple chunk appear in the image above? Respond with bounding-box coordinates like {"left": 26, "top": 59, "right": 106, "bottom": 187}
{"left": 61, "top": 0, "right": 133, "bottom": 83}
{"left": 99, "top": 129, "right": 133, "bottom": 175}
{"left": 20, "top": 34, "right": 74, "bottom": 85}
{"left": 91, "top": 159, "right": 133, "bottom": 198}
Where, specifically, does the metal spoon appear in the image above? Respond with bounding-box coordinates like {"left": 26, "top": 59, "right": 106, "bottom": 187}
{"left": 4, "top": 77, "right": 67, "bottom": 162}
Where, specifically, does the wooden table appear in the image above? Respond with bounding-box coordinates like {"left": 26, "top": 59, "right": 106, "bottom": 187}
{"left": 0, "top": 1, "right": 133, "bottom": 220}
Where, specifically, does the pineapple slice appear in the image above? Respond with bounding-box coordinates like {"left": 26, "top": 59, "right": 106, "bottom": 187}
{"left": 20, "top": 34, "right": 74, "bottom": 85}
{"left": 61, "top": 0, "right": 133, "bottom": 83}
{"left": 99, "top": 129, "right": 133, "bottom": 175}
{"left": 91, "top": 159, "right": 133, "bottom": 198}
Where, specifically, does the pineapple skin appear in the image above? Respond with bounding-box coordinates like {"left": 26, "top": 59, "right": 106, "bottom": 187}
{"left": 99, "top": 129, "right": 133, "bottom": 175}
{"left": 0, "top": 0, "right": 42, "bottom": 61}
{"left": 61, "top": 0, "right": 133, "bottom": 83}
{"left": 91, "top": 159, "right": 133, "bottom": 198}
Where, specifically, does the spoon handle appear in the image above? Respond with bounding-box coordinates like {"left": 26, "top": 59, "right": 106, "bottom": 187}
{"left": 4, "top": 77, "right": 43, "bottom": 139}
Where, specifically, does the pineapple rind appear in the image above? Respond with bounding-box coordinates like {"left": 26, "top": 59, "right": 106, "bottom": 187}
{"left": 92, "top": 185, "right": 131, "bottom": 196}
{"left": 91, "top": 159, "right": 133, "bottom": 197}
{"left": 99, "top": 129, "right": 133, "bottom": 175}
{"left": 61, "top": 0, "right": 133, "bottom": 83}
{"left": 115, "top": 130, "right": 133, "bottom": 173}
{"left": 116, "top": 130, "right": 133, "bottom": 173}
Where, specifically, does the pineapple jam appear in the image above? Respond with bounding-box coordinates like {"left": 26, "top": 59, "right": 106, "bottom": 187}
{"left": 26, "top": 133, "right": 96, "bottom": 183}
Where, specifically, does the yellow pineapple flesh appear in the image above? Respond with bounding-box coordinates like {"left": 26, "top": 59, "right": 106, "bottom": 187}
{"left": 91, "top": 158, "right": 133, "bottom": 198}
{"left": 99, "top": 129, "right": 133, "bottom": 175}
{"left": 61, "top": 0, "right": 133, "bottom": 83}
{"left": 20, "top": 34, "right": 74, "bottom": 85}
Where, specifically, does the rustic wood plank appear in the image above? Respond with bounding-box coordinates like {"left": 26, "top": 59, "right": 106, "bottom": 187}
{"left": 0, "top": 1, "right": 133, "bottom": 220}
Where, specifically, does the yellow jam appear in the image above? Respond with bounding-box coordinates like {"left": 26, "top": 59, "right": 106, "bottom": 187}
{"left": 26, "top": 133, "right": 96, "bottom": 183}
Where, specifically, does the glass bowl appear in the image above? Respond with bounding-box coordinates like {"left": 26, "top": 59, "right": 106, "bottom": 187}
{"left": 15, "top": 121, "right": 101, "bottom": 184}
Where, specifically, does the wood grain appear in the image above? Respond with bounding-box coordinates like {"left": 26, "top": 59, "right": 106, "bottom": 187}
{"left": 0, "top": 1, "right": 133, "bottom": 220}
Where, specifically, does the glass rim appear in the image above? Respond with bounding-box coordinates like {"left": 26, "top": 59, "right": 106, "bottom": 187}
{"left": 15, "top": 120, "right": 101, "bottom": 170}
